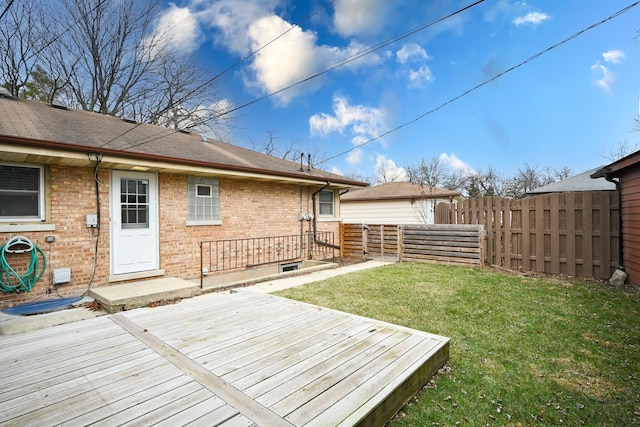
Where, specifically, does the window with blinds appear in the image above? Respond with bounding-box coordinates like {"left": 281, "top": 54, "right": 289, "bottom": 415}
{"left": 0, "top": 164, "right": 44, "bottom": 221}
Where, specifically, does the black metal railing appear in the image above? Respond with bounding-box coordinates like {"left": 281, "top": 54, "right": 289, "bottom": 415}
{"left": 200, "top": 231, "right": 335, "bottom": 285}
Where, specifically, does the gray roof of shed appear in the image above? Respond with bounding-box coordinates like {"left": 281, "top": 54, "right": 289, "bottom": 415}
{"left": 528, "top": 167, "right": 616, "bottom": 194}
{"left": 0, "top": 96, "right": 366, "bottom": 187}
{"left": 341, "top": 181, "right": 460, "bottom": 201}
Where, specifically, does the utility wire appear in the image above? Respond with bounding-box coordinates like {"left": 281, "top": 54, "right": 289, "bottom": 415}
{"left": 109, "top": 0, "right": 485, "bottom": 151}
{"left": 24, "top": 0, "right": 109, "bottom": 63}
{"left": 216, "top": 0, "right": 485, "bottom": 118}
{"left": 318, "top": 1, "right": 640, "bottom": 166}
{"left": 98, "top": 0, "right": 336, "bottom": 150}
{"left": 0, "top": 0, "right": 15, "bottom": 21}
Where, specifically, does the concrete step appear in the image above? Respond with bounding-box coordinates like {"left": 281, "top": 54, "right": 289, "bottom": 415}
{"left": 89, "top": 277, "right": 201, "bottom": 313}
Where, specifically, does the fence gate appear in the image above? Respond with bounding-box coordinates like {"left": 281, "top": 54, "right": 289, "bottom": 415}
{"left": 340, "top": 223, "right": 484, "bottom": 265}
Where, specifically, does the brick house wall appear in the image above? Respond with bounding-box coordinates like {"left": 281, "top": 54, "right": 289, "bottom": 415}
{"left": 0, "top": 165, "right": 342, "bottom": 309}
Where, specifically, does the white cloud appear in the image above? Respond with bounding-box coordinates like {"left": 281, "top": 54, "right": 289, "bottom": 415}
{"left": 145, "top": 5, "right": 201, "bottom": 57}
{"left": 396, "top": 43, "right": 434, "bottom": 89}
{"left": 197, "top": 0, "right": 280, "bottom": 56}
{"left": 513, "top": 12, "right": 551, "bottom": 27}
{"left": 346, "top": 148, "right": 363, "bottom": 165}
{"left": 591, "top": 61, "right": 615, "bottom": 93}
{"left": 245, "top": 15, "right": 325, "bottom": 104}
{"left": 333, "top": 0, "right": 389, "bottom": 37}
{"left": 439, "top": 153, "right": 476, "bottom": 176}
{"left": 189, "top": 0, "right": 384, "bottom": 105}
{"left": 158, "top": 5, "right": 201, "bottom": 52}
{"left": 330, "top": 166, "right": 344, "bottom": 175}
{"left": 408, "top": 66, "right": 435, "bottom": 88}
{"left": 246, "top": 17, "right": 382, "bottom": 104}
{"left": 375, "top": 154, "right": 407, "bottom": 182}
{"left": 602, "top": 49, "right": 626, "bottom": 64}
{"left": 309, "top": 95, "right": 390, "bottom": 164}
{"left": 396, "top": 43, "right": 430, "bottom": 65}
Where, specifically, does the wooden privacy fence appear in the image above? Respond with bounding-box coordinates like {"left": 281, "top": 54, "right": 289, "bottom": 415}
{"left": 435, "top": 191, "right": 620, "bottom": 280}
{"left": 340, "top": 223, "right": 485, "bottom": 266}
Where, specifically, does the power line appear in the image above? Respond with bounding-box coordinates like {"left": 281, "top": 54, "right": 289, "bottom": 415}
{"left": 318, "top": 1, "right": 640, "bottom": 167}
{"left": 215, "top": 0, "right": 485, "bottom": 118}
{"left": 99, "top": 0, "right": 337, "bottom": 150}
{"left": 0, "top": 0, "right": 15, "bottom": 21}
{"left": 24, "top": 0, "right": 110, "bottom": 63}
{"left": 111, "top": 0, "right": 485, "bottom": 151}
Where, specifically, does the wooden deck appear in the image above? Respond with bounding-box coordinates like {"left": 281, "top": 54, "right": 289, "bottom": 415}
{"left": 0, "top": 291, "right": 449, "bottom": 426}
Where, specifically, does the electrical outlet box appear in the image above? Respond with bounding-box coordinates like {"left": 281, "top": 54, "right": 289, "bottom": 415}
{"left": 86, "top": 214, "right": 98, "bottom": 227}
{"left": 53, "top": 267, "right": 71, "bottom": 285}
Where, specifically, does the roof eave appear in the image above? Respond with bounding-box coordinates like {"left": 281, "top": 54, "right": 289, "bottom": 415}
{"left": 0, "top": 135, "right": 366, "bottom": 188}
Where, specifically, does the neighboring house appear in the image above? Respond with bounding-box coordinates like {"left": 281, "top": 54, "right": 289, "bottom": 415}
{"left": 592, "top": 151, "right": 640, "bottom": 287}
{"left": 0, "top": 95, "right": 366, "bottom": 308}
{"left": 528, "top": 167, "right": 617, "bottom": 194}
{"left": 340, "top": 181, "right": 460, "bottom": 225}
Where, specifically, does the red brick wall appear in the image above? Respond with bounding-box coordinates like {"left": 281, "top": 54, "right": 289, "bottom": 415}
{"left": 0, "top": 166, "right": 342, "bottom": 308}
{"left": 0, "top": 165, "right": 111, "bottom": 308}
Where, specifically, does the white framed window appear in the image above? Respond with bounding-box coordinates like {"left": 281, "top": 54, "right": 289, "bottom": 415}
{"left": 187, "top": 176, "right": 219, "bottom": 224}
{"left": 318, "top": 189, "right": 334, "bottom": 216}
{"left": 0, "top": 163, "right": 45, "bottom": 222}
{"left": 196, "top": 184, "right": 212, "bottom": 198}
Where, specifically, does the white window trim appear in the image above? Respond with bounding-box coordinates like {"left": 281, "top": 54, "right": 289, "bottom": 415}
{"left": 186, "top": 219, "right": 222, "bottom": 226}
{"left": 196, "top": 184, "right": 213, "bottom": 198}
{"left": 187, "top": 176, "right": 220, "bottom": 225}
{"left": 318, "top": 189, "right": 335, "bottom": 217}
{"left": 0, "top": 163, "right": 45, "bottom": 223}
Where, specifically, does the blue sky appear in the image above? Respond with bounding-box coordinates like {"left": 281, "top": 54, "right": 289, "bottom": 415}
{"left": 156, "top": 0, "right": 640, "bottom": 182}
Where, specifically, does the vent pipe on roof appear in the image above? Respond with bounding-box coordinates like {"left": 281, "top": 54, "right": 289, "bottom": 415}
{"left": 201, "top": 134, "right": 208, "bottom": 143}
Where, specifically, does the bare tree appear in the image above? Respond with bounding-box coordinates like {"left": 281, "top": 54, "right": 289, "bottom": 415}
{"left": 1, "top": 0, "right": 231, "bottom": 135}
{"left": 407, "top": 157, "right": 450, "bottom": 188}
{"left": 405, "top": 156, "right": 573, "bottom": 199}
{"left": 603, "top": 139, "right": 639, "bottom": 162}
{"left": 51, "top": 0, "right": 169, "bottom": 116}
{"left": 502, "top": 163, "right": 560, "bottom": 198}
{"left": 373, "top": 158, "right": 406, "bottom": 185}
{"left": 466, "top": 167, "right": 507, "bottom": 197}
{"left": 253, "top": 131, "right": 305, "bottom": 161}
{"left": 0, "top": 0, "right": 48, "bottom": 96}
{"left": 18, "top": 65, "right": 69, "bottom": 103}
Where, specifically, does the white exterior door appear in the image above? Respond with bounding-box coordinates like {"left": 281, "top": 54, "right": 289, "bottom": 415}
{"left": 110, "top": 170, "right": 159, "bottom": 275}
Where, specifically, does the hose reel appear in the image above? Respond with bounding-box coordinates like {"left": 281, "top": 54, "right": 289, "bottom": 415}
{"left": 0, "top": 236, "right": 46, "bottom": 293}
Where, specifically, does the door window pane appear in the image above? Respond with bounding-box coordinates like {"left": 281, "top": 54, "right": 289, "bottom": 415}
{"left": 121, "top": 178, "right": 149, "bottom": 229}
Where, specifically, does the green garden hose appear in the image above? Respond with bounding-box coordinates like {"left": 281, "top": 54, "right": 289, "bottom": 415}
{"left": 0, "top": 237, "right": 46, "bottom": 293}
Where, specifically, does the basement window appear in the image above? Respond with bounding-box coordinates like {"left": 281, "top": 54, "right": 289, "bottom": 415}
{"left": 0, "top": 163, "right": 45, "bottom": 222}
{"left": 280, "top": 262, "right": 301, "bottom": 273}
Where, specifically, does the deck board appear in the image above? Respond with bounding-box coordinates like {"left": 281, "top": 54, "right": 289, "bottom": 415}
{"left": 0, "top": 290, "right": 449, "bottom": 426}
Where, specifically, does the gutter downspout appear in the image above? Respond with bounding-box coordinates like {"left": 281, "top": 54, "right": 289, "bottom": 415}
{"left": 604, "top": 173, "right": 624, "bottom": 271}
{"left": 311, "top": 182, "right": 341, "bottom": 255}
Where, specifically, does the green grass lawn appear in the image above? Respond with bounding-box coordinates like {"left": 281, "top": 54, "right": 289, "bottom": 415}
{"left": 275, "top": 262, "right": 640, "bottom": 426}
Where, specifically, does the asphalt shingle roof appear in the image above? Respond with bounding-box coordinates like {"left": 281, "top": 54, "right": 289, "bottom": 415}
{"left": 341, "top": 181, "right": 459, "bottom": 201}
{"left": 0, "top": 96, "right": 366, "bottom": 187}
{"left": 528, "top": 167, "right": 616, "bottom": 194}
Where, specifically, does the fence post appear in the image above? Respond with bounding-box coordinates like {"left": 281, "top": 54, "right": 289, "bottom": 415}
{"left": 397, "top": 225, "right": 403, "bottom": 262}
{"left": 362, "top": 224, "right": 369, "bottom": 258}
